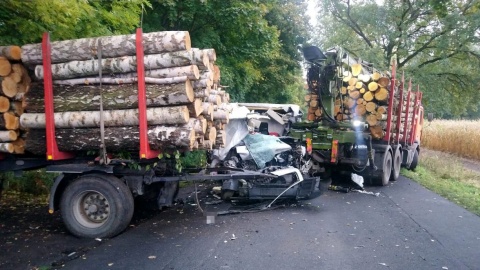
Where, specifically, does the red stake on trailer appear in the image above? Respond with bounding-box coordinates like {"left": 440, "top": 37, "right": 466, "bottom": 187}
{"left": 42, "top": 32, "right": 74, "bottom": 160}
{"left": 403, "top": 80, "right": 412, "bottom": 145}
{"left": 395, "top": 72, "right": 405, "bottom": 144}
{"left": 136, "top": 28, "right": 160, "bottom": 159}
{"left": 384, "top": 59, "right": 396, "bottom": 143}
{"left": 409, "top": 88, "right": 422, "bottom": 145}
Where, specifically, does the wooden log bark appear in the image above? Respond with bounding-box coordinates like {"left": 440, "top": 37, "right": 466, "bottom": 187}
{"left": 187, "top": 99, "right": 203, "bottom": 117}
{"left": 213, "top": 109, "right": 229, "bottom": 124}
{"left": 207, "top": 94, "right": 221, "bottom": 106}
{"left": 201, "top": 103, "right": 214, "bottom": 121}
{"left": 24, "top": 125, "right": 196, "bottom": 155}
{"left": 0, "top": 46, "right": 21, "bottom": 61}
{"left": 0, "top": 142, "right": 14, "bottom": 153}
{"left": 0, "top": 130, "right": 17, "bottom": 142}
{"left": 192, "top": 79, "right": 213, "bottom": 89}
{"left": 369, "top": 126, "right": 385, "bottom": 140}
{"left": 205, "top": 126, "right": 217, "bottom": 142}
{"left": 194, "top": 88, "right": 210, "bottom": 99}
{"left": 193, "top": 48, "right": 216, "bottom": 62}
{"left": 20, "top": 106, "right": 189, "bottom": 128}
{"left": 0, "top": 96, "right": 10, "bottom": 113}
{"left": 213, "top": 65, "right": 220, "bottom": 82}
{"left": 0, "top": 57, "right": 12, "bottom": 77}
{"left": 11, "top": 138, "right": 24, "bottom": 154}
{"left": 201, "top": 140, "right": 213, "bottom": 150}
{"left": 1, "top": 76, "right": 18, "bottom": 98}
{"left": 24, "top": 82, "right": 194, "bottom": 112}
{"left": 183, "top": 118, "right": 206, "bottom": 135}
{"left": 35, "top": 51, "right": 208, "bottom": 80}
{"left": 0, "top": 112, "right": 19, "bottom": 130}
{"left": 21, "top": 31, "right": 191, "bottom": 65}
{"left": 53, "top": 65, "right": 200, "bottom": 85}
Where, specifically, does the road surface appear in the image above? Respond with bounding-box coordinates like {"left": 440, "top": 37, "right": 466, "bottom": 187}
{"left": 55, "top": 176, "right": 480, "bottom": 270}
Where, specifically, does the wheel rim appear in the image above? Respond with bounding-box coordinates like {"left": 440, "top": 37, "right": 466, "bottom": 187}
{"left": 72, "top": 190, "right": 110, "bottom": 228}
{"left": 394, "top": 152, "right": 401, "bottom": 177}
{"left": 383, "top": 153, "right": 392, "bottom": 184}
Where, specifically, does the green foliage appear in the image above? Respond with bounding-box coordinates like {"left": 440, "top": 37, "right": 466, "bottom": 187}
{"left": 315, "top": 0, "right": 480, "bottom": 118}
{"left": 0, "top": 170, "right": 57, "bottom": 195}
{"left": 0, "top": 0, "right": 148, "bottom": 45}
{"left": 142, "top": 0, "right": 312, "bottom": 104}
{"left": 180, "top": 150, "right": 208, "bottom": 169}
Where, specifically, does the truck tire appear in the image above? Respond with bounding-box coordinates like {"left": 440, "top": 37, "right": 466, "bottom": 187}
{"left": 371, "top": 151, "right": 392, "bottom": 186}
{"left": 60, "top": 174, "right": 134, "bottom": 238}
{"left": 390, "top": 148, "right": 402, "bottom": 182}
{"left": 409, "top": 149, "right": 419, "bottom": 171}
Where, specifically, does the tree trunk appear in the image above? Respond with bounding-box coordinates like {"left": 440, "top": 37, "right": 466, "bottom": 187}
{"left": 20, "top": 106, "right": 189, "bottom": 128}
{"left": 11, "top": 138, "right": 24, "bottom": 154}
{"left": 24, "top": 82, "right": 194, "bottom": 112}
{"left": 0, "top": 130, "right": 17, "bottom": 142}
{"left": 369, "top": 126, "right": 385, "bottom": 140}
{"left": 0, "top": 46, "right": 22, "bottom": 61}
{"left": 375, "top": 87, "right": 389, "bottom": 102}
{"left": 183, "top": 118, "right": 205, "bottom": 135}
{"left": 35, "top": 51, "right": 208, "bottom": 80}
{"left": 208, "top": 94, "right": 221, "bottom": 106}
{"left": 193, "top": 48, "right": 216, "bottom": 62}
{"left": 24, "top": 125, "right": 196, "bottom": 155}
{"left": 192, "top": 79, "right": 212, "bottom": 89}
{"left": 0, "top": 57, "right": 12, "bottom": 77}
{"left": 0, "top": 76, "right": 18, "bottom": 98}
{"left": 21, "top": 31, "right": 191, "bottom": 65}
{"left": 204, "top": 126, "right": 217, "bottom": 142}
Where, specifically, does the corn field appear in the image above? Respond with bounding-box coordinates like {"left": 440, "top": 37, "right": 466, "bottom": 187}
{"left": 421, "top": 120, "right": 480, "bottom": 161}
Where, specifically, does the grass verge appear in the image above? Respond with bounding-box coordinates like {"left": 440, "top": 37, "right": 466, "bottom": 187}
{"left": 401, "top": 149, "right": 480, "bottom": 216}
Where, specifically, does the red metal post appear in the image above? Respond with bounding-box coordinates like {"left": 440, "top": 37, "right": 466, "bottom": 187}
{"left": 42, "top": 33, "right": 74, "bottom": 160}
{"left": 136, "top": 28, "right": 160, "bottom": 159}
{"left": 395, "top": 72, "right": 405, "bottom": 144}
{"left": 409, "top": 88, "right": 422, "bottom": 145}
{"left": 403, "top": 80, "right": 412, "bottom": 145}
{"left": 383, "top": 59, "right": 396, "bottom": 143}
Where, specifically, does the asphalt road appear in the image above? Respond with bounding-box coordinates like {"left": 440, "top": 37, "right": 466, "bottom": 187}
{"left": 61, "top": 176, "right": 480, "bottom": 270}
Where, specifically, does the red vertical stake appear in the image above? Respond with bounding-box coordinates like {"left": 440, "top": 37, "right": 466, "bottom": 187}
{"left": 403, "top": 80, "right": 412, "bottom": 144}
{"left": 42, "top": 33, "right": 74, "bottom": 160}
{"left": 136, "top": 28, "right": 160, "bottom": 159}
{"left": 395, "top": 72, "right": 405, "bottom": 144}
{"left": 384, "top": 59, "right": 396, "bottom": 142}
{"left": 409, "top": 88, "right": 422, "bottom": 145}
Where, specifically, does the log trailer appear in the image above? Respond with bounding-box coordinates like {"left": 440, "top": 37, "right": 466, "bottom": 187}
{"left": 288, "top": 46, "right": 424, "bottom": 185}
{"left": 0, "top": 30, "right": 317, "bottom": 239}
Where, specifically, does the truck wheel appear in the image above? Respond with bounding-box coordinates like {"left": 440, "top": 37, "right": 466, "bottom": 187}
{"left": 390, "top": 149, "right": 402, "bottom": 182}
{"left": 60, "top": 174, "right": 134, "bottom": 238}
{"left": 371, "top": 151, "right": 392, "bottom": 186}
{"left": 409, "top": 149, "right": 419, "bottom": 171}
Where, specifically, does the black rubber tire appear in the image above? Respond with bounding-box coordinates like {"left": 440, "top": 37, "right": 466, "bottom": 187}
{"left": 60, "top": 174, "right": 134, "bottom": 238}
{"left": 371, "top": 151, "right": 392, "bottom": 186}
{"left": 390, "top": 149, "right": 402, "bottom": 182}
{"left": 409, "top": 149, "right": 419, "bottom": 171}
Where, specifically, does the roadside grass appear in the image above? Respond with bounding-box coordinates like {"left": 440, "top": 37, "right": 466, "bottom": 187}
{"left": 401, "top": 150, "right": 480, "bottom": 216}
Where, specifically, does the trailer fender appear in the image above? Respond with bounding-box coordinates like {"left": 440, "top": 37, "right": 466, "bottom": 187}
{"left": 48, "top": 174, "right": 76, "bottom": 213}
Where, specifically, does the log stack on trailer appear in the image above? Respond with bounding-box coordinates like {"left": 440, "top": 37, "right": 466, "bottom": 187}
{"left": 304, "top": 60, "right": 422, "bottom": 144}
{"left": 0, "top": 30, "right": 231, "bottom": 156}
{"left": 0, "top": 45, "right": 30, "bottom": 154}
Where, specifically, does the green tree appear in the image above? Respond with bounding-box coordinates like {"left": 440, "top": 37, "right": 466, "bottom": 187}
{"left": 142, "top": 0, "right": 312, "bottom": 104}
{"left": 0, "top": 0, "right": 148, "bottom": 45}
{"left": 314, "top": 0, "right": 480, "bottom": 118}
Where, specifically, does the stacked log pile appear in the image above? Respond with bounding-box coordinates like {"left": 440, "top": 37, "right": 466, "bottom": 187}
{"left": 305, "top": 63, "right": 403, "bottom": 140}
{"left": 0, "top": 45, "right": 30, "bottom": 154}
{"left": 0, "top": 31, "right": 231, "bottom": 155}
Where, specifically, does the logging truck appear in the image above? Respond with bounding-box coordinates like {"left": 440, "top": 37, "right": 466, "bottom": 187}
{"left": 0, "top": 29, "right": 319, "bottom": 239}
{"left": 288, "top": 46, "right": 425, "bottom": 185}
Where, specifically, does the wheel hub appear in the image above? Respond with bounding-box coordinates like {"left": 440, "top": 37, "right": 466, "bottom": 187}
{"left": 83, "top": 193, "right": 109, "bottom": 223}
